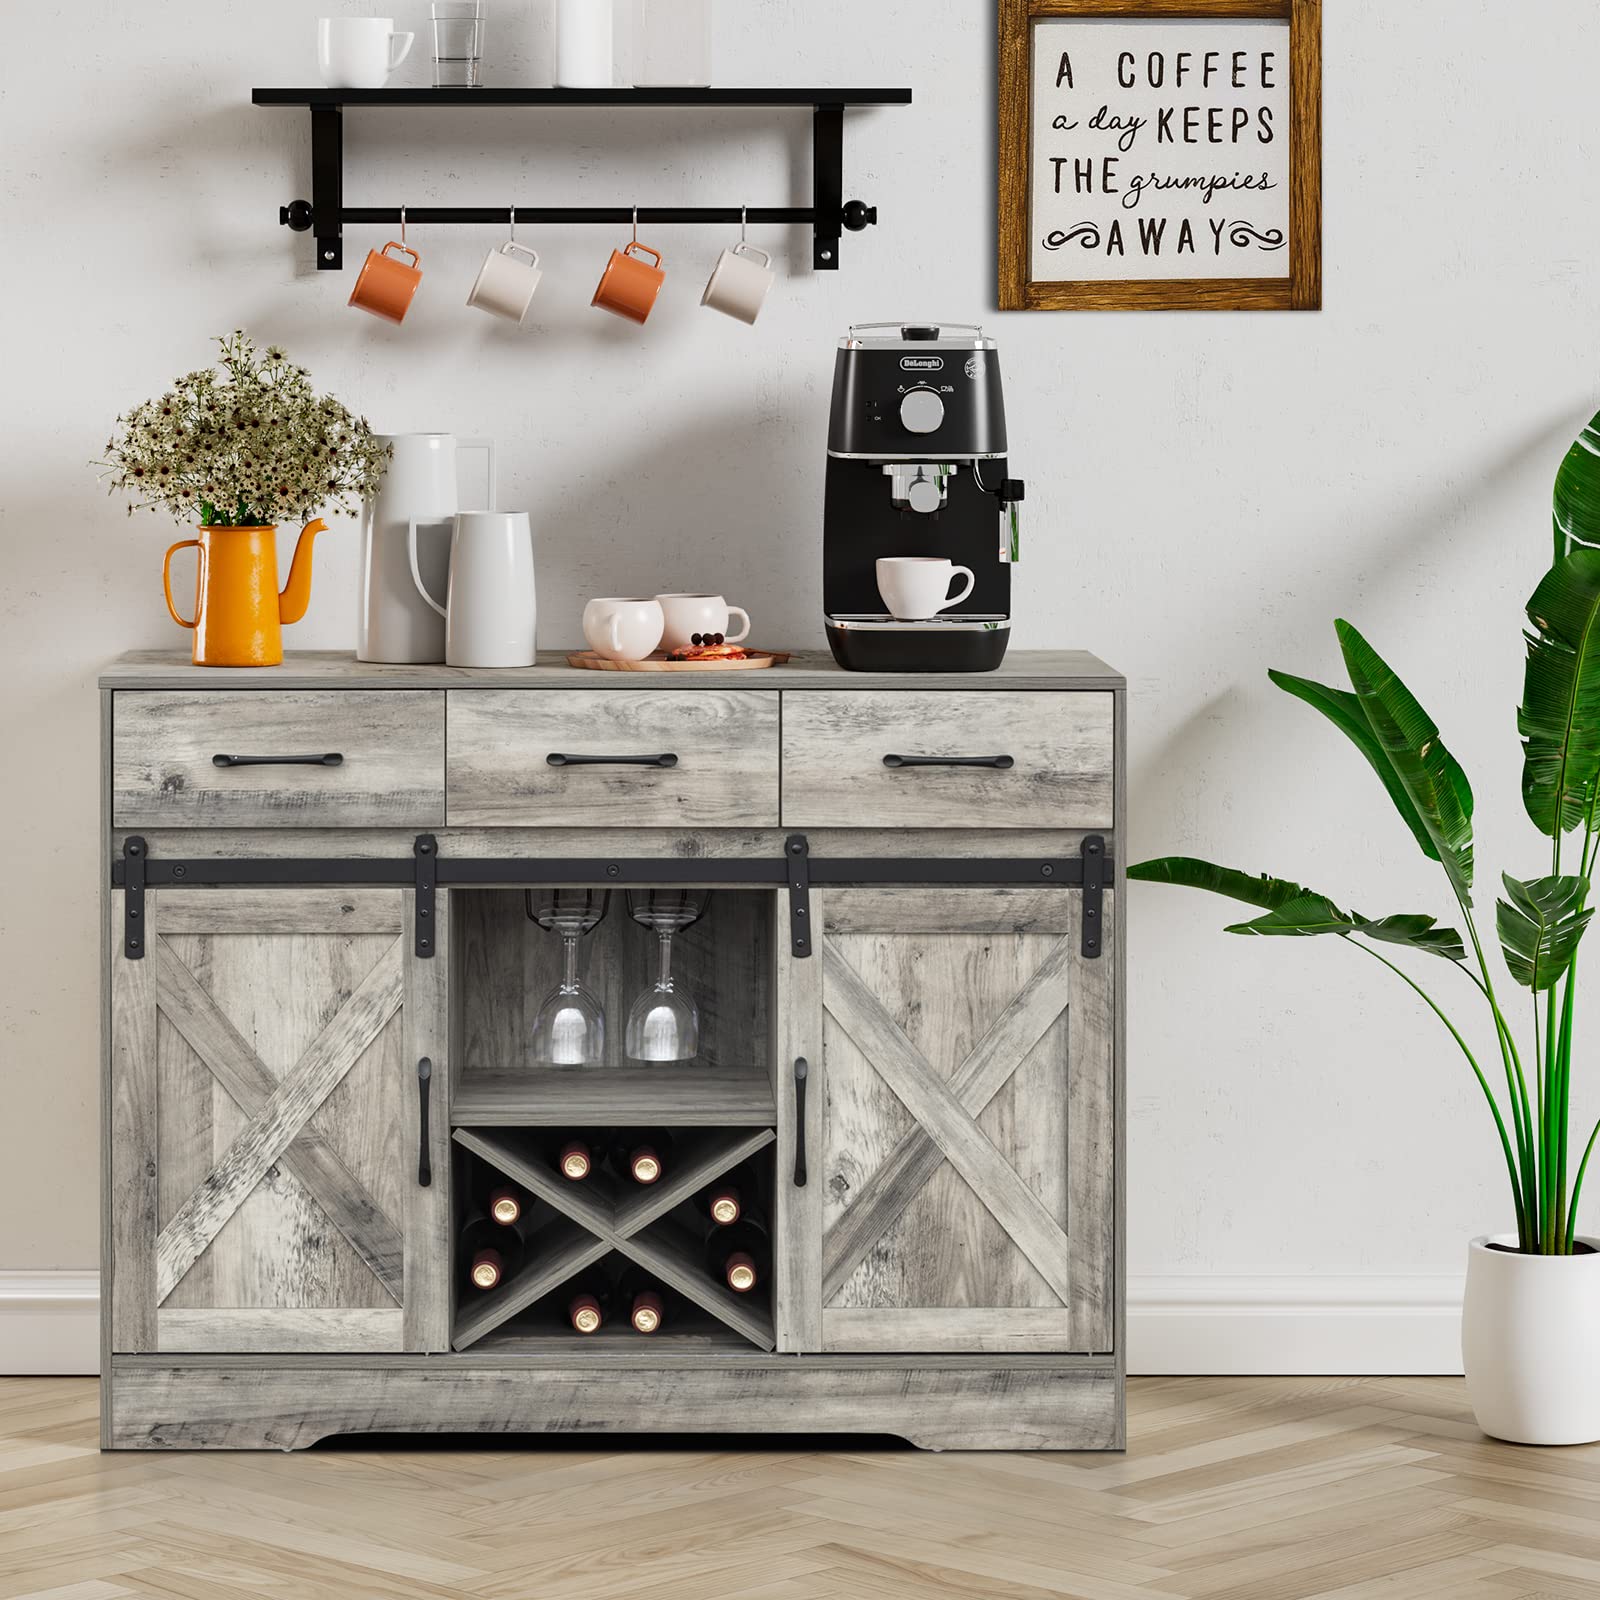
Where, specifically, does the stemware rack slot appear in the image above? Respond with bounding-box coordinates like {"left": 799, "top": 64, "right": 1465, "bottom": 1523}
{"left": 252, "top": 86, "right": 914, "bottom": 272}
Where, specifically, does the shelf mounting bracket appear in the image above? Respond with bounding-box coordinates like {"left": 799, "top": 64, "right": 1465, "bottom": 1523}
{"left": 812, "top": 103, "right": 844, "bottom": 270}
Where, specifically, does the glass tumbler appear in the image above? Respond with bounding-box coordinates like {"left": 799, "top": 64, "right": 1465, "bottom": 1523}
{"left": 432, "top": 0, "right": 486, "bottom": 87}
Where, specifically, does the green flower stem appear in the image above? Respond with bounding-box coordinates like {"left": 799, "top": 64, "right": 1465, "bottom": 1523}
{"left": 1567, "top": 1116, "right": 1600, "bottom": 1253}
{"left": 1350, "top": 938, "right": 1528, "bottom": 1247}
{"left": 1460, "top": 905, "right": 1539, "bottom": 1242}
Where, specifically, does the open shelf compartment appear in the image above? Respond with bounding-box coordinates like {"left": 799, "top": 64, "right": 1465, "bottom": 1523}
{"left": 451, "top": 888, "right": 776, "bottom": 1127}
{"left": 452, "top": 1126, "right": 777, "bottom": 1353}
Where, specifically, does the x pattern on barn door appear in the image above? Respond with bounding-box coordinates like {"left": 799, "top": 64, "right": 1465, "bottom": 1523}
{"left": 110, "top": 888, "right": 443, "bottom": 1354}
{"left": 804, "top": 888, "right": 1114, "bottom": 1355}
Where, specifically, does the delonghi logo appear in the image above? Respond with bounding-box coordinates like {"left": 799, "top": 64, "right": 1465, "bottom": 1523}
{"left": 900, "top": 356, "right": 945, "bottom": 372}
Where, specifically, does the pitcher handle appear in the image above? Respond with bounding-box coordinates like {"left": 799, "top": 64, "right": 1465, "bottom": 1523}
{"left": 163, "top": 539, "right": 203, "bottom": 629}
{"left": 408, "top": 519, "right": 449, "bottom": 619}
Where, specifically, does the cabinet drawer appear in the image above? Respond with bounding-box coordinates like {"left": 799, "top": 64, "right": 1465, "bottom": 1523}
{"left": 112, "top": 691, "right": 446, "bottom": 828}
{"left": 447, "top": 690, "right": 780, "bottom": 827}
{"left": 781, "top": 691, "right": 1114, "bottom": 830}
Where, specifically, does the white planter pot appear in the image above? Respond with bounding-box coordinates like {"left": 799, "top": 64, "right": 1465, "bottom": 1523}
{"left": 1462, "top": 1233, "right": 1600, "bottom": 1445}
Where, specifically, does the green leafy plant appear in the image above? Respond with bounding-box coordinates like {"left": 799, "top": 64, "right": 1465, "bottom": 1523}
{"left": 98, "top": 330, "right": 389, "bottom": 527}
{"left": 1132, "top": 412, "right": 1600, "bottom": 1255}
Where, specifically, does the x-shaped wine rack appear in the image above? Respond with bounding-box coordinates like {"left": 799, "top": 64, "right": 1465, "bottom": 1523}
{"left": 452, "top": 1126, "right": 777, "bottom": 1351}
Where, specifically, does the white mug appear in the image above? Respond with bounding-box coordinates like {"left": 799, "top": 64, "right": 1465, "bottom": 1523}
{"left": 876, "top": 557, "right": 977, "bottom": 621}
{"left": 702, "top": 243, "right": 775, "bottom": 325}
{"left": 467, "top": 242, "right": 543, "bottom": 325}
{"left": 655, "top": 593, "right": 752, "bottom": 652}
{"left": 411, "top": 512, "right": 537, "bottom": 669}
{"left": 583, "top": 597, "right": 665, "bottom": 662}
{"left": 317, "top": 18, "right": 414, "bottom": 89}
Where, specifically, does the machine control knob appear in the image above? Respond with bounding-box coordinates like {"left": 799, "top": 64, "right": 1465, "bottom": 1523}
{"left": 899, "top": 387, "right": 945, "bottom": 435}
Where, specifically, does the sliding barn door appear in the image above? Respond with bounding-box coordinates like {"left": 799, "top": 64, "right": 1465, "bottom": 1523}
{"left": 777, "top": 886, "right": 1114, "bottom": 1355}
{"left": 107, "top": 887, "right": 449, "bottom": 1354}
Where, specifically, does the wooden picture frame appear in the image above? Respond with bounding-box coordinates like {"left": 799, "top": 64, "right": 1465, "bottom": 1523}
{"left": 998, "top": 0, "right": 1322, "bottom": 311}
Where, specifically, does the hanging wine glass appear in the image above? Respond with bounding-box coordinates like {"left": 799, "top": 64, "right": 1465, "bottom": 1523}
{"left": 624, "top": 889, "right": 708, "bottom": 1063}
{"left": 526, "top": 889, "right": 609, "bottom": 1066}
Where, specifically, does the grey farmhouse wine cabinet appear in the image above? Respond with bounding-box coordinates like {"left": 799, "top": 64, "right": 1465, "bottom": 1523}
{"left": 100, "top": 651, "right": 1125, "bottom": 1452}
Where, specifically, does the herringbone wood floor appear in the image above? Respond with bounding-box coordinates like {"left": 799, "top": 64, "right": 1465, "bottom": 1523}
{"left": 1, "top": 1378, "right": 1596, "bottom": 1600}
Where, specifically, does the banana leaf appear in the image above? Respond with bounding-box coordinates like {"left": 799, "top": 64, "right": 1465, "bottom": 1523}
{"left": 1553, "top": 409, "right": 1600, "bottom": 561}
{"left": 1227, "top": 895, "right": 1466, "bottom": 962}
{"left": 1130, "top": 858, "right": 1465, "bottom": 961}
{"left": 1126, "top": 857, "right": 1307, "bottom": 910}
{"left": 1268, "top": 669, "right": 1438, "bottom": 862}
{"left": 1496, "top": 873, "right": 1593, "bottom": 991}
{"left": 1337, "top": 620, "right": 1476, "bottom": 906}
{"left": 1520, "top": 550, "right": 1600, "bottom": 836}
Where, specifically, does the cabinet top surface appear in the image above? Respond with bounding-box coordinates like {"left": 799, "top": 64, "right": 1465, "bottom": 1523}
{"left": 100, "top": 650, "right": 1125, "bottom": 691}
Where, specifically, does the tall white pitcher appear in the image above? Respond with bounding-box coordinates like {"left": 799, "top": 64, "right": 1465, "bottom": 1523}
{"left": 358, "top": 434, "right": 496, "bottom": 663}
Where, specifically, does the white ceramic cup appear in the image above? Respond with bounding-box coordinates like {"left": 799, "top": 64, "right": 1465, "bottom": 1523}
{"left": 876, "top": 557, "right": 977, "bottom": 621}
{"left": 655, "top": 593, "right": 752, "bottom": 652}
{"left": 701, "top": 243, "right": 775, "bottom": 325}
{"left": 317, "top": 18, "right": 414, "bottom": 89}
{"left": 583, "top": 597, "right": 666, "bottom": 662}
{"left": 467, "top": 242, "right": 544, "bottom": 325}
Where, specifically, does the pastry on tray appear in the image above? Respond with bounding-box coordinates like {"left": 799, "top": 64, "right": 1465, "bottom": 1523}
{"left": 667, "top": 633, "right": 754, "bottom": 662}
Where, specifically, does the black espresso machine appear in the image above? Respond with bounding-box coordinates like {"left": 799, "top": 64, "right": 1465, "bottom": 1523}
{"left": 824, "top": 322, "right": 1025, "bottom": 672}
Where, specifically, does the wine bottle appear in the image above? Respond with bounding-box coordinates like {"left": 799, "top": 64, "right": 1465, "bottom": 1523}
{"left": 610, "top": 1129, "right": 675, "bottom": 1185}
{"left": 697, "top": 1161, "right": 761, "bottom": 1226}
{"left": 617, "top": 1265, "right": 667, "bottom": 1334}
{"left": 482, "top": 1179, "right": 530, "bottom": 1226}
{"left": 461, "top": 1207, "right": 526, "bottom": 1291}
{"left": 704, "top": 1215, "right": 770, "bottom": 1293}
{"left": 565, "top": 1267, "right": 613, "bottom": 1334}
{"left": 536, "top": 1132, "right": 596, "bottom": 1181}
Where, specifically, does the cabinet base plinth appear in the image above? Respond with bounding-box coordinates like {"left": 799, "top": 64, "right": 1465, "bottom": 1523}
{"left": 107, "top": 1357, "right": 1123, "bottom": 1453}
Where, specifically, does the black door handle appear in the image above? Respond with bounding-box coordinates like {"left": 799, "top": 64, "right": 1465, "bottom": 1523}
{"left": 213, "top": 753, "right": 344, "bottom": 768}
{"left": 547, "top": 753, "right": 679, "bottom": 768}
{"left": 882, "top": 753, "right": 1015, "bottom": 770}
{"left": 793, "top": 1057, "right": 809, "bottom": 1188}
{"left": 417, "top": 1058, "right": 433, "bottom": 1188}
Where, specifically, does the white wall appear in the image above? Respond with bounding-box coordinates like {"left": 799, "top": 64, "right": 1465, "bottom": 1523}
{"left": 2, "top": 0, "right": 1597, "bottom": 1373}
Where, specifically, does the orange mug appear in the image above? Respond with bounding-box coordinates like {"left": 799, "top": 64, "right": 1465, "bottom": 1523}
{"left": 592, "top": 240, "right": 666, "bottom": 325}
{"left": 349, "top": 241, "right": 423, "bottom": 323}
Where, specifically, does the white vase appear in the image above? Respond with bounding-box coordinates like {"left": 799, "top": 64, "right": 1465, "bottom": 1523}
{"left": 1462, "top": 1233, "right": 1600, "bottom": 1444}
{"left": 358, "top": 434, "right": 496, "bottom": 664}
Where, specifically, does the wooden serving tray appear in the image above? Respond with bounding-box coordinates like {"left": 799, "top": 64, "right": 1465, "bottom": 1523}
{"left": 565, "top": 650, "right": 791, "bottom": 673}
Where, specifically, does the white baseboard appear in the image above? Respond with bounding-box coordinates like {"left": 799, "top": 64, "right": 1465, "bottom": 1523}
{"left": 1129, "top": 1275, "right": 1465, "bottom": 1375}
{"left": 0, "top": 1272, "right": 1467, "bottom": 1379}
{"left": 0, "top": 1272, "right": 100, "bottom": 1375}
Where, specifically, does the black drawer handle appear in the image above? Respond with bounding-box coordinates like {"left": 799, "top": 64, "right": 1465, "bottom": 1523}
{"left": 417, "top": 1058, "right": 433, "bottom": 1188}
{"left": 547, "top": 752, "right": 679, "bottom": 769}
{"left": 883, "top": 753, "right": 1015, "bottom": 770}
{"left": 793, "top": 1057, "right": 809, "bottom": 1188}
{"left": 213, "top": 753, "right": 344, "bottom": 769}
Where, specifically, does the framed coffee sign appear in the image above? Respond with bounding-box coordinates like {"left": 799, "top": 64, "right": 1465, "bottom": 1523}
{"left": 999, "top": 0, "right": 1321, "bottom": 311}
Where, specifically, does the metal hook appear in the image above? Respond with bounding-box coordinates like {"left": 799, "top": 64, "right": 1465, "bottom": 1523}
{"left": 741, "top": 206, "right": 748, "bottom": 246}
{"left": 632, "top": 206, "right": 639, "bottom": 247}
{"left": 400, "top": 205, "right": 407, "bottom": 248}
{"left": 509, "top": 206, "right": 516, "bottom": 244}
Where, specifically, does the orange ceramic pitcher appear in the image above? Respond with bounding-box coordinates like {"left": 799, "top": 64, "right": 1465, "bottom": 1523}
{"left": 163, "top": 521, "right": 328, "bottom": 667}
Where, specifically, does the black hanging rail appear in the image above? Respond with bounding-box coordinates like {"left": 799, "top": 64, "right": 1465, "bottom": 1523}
{"left": 252, "top": 87, "right": 913, "bottom": 273}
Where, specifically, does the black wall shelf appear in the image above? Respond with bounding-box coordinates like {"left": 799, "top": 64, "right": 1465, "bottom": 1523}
{"left": 251, "top": 86, "right": 914, "bottom": 273}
